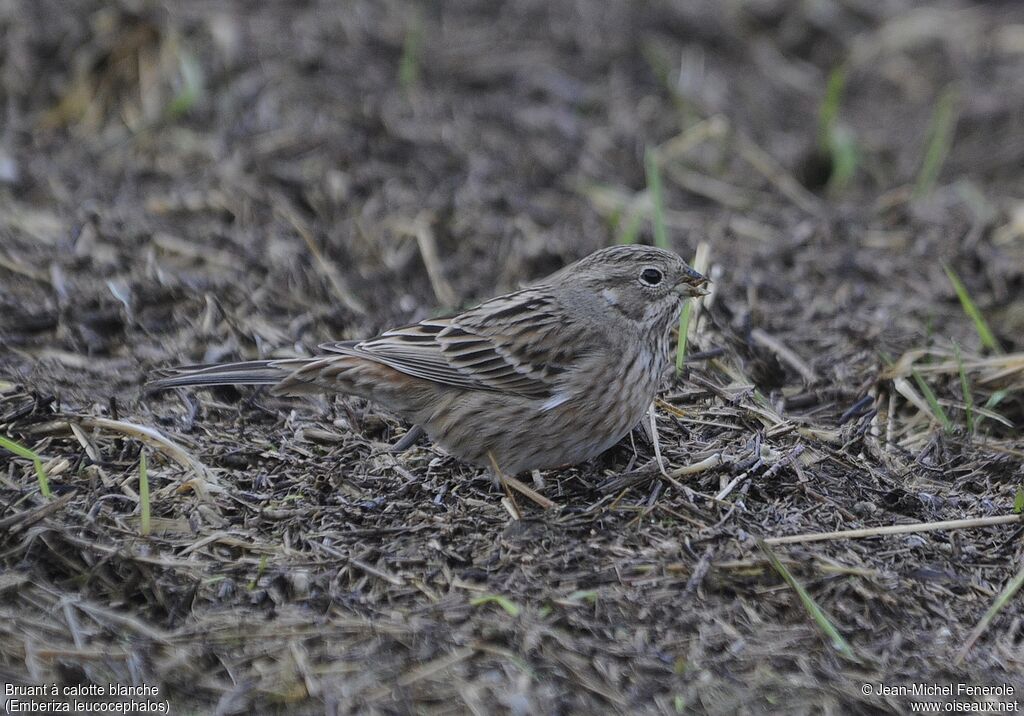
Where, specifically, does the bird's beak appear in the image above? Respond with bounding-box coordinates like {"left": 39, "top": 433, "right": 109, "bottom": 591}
{"left": 674, "top": 267, "right": 710, "bottom": 298}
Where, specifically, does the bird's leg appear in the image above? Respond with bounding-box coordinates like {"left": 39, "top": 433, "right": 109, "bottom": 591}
{"left": 530, "top": 469, "right": 545, "bottom": 490}
{"left": 647, "top": 402, "right": 671, "bottom": 479}
{"left": 638, "top": 408, "right": 656, "bottom": 445}
{"left": 389, "top": 424, "right": 424, "bottom": 453}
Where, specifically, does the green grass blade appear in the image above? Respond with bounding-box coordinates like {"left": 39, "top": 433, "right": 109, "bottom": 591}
{"left": 825, "top": 125, "right": 858, "bottom": 194}
{"left": 0, "top": 433, "right": 51, "bottom": 498}
{"left": 167, "top": 51, "right": 205, "bottom": 118}
{"left": 566, "top": 589, "right": 598, "bottom": 604}
{"left": 139, "top": 451, "right": 151, "bottom": 537}
{"left": 644, "top": 148, "right": 669, "bottom": 249}
{"left": 975, "top": 389, "right": 1011, "bottom": 433}
{"left": 955, "top": 559, "right": 1024, "bottom": 664}
{"left": 33, "top": 460, "right": 51, "bottom": 498}
{"left": 944, "top": 264, "right": 1001, "bottom": 353}
{"left": 618, "top": 210, "right": 643, "bottom": 245}
{"left": 752, "top": 389, "right": 773, "bottom": 410}
{"left": 911, "top": 368, "right": 953, "bottom": 432}
{"left": 818, "top": 65, "right": 859, "bottom": 193}
{"left": 914, "top": 86, "right": 958, "bottom": 198}
{"left": 985, "top": 389, "right": 1009, "bottom": 410}
{"left": 0, "top": 433, "right": 39, "bottom": 461}
{"left": 399, "top": 8, "right": 423, "bottom": 90}
{"left": 470, "top": 594, "right": 521, "bottom": 617}
{"left": 248, "top": 554, "right": 269, "bottom": 591}
{"left": 758, "top": 539, "right": 857, "bottom": 661}
{"left": 953, "top": 341, "right": 974, "bottom": 435}
{"left": 675, "top": 300, "right": 692, "bottom": 375}
{"left": 818, "top": 66, "right": 846, "bottom": 146}
{"left": 641, "top": 41, "right": 694, "bottom": 124}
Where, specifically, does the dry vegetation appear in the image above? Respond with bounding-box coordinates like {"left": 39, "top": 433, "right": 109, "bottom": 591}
{"left": 2, "top": 1, "right": 1024, "bottom": 713}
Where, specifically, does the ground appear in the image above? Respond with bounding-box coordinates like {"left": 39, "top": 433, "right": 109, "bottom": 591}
{"left": 2, "top": 1, "right": 1024, "bottom": 714}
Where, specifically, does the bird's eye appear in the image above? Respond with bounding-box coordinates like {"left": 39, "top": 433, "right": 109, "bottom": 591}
{"left": 639, "top": 268, "right": 663, "bottom": 286}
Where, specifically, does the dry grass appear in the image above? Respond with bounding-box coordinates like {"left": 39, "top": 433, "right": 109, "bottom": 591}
{"left": 2, "top": 0, "right": 1024, "bottom": 713}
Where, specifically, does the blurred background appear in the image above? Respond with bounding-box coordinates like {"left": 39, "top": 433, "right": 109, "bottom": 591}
{"left": 2, "top": 0, "right": 1023, "bottom": 380}
{"left": 2, "top": 1, "right": 1024, "bottom": 713}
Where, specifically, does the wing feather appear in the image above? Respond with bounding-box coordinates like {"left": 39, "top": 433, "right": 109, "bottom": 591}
{"left": 320, "top": 289, "right": 594, "bottom": 399}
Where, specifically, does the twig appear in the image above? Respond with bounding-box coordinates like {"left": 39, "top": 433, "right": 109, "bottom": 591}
{"left": 0, "top": 493, "right": 73, "bottom": 531}
{"left": 734, "top": 132, "right": 824, "bottom": 216}
{"left": 501, "top": 496, "right": 521, "bottom": 521}
{"left": 765, "top": 514, "right": 1022, "bottom": 545}
{"left": 486, "top": 450, "right": 553, "bottom": 510}
{"left": 664, "top": 164, "right": 753, "bottom": 210}
{"left": 750, "top": 328, "right": 819, "bottom": 384}
{"left": 412, "top": 211, "right": 457, "bottom": 306}
{"left": 280, "top": 207, "right": 368, "bottom": 315}
{"left": 501, "top": 474, "right": 556, "bottom": 510}
{"left": 368, "top": 647, "right": 476, "bottom": 700}
{"left": 75, "top": 417, "right": 216, "bottom": 488}
{"left": 668, "top": 452, "right": 723, "bottom": 478}
{"left": 0, "top": 251, "right": 50, "bottom": 284}
{"left": 349, "top": 557, "right": 405, "bottom": 586}
{"left": 397, "top": 647, "right": 481, "bottom": 684}
{"left": 314, "top": 541, "right": 405, "bottom": 585}
{"left": 53, "top": 531, "right": 203, "bottom": 570}
{"left": 656, "top": 115, "right": 728, "bottom": 161}
{"left": 74, "top": 600, "right": 171, "bottom": 643}
{"left": 715, "top": 472, "right": 747, "bottom": 502}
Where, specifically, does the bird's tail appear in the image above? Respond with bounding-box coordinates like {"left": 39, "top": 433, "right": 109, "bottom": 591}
{"left": 147, "top": 358, "right": 311, "bottom": 392}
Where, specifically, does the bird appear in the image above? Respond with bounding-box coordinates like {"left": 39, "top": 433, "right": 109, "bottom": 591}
{"left": 150, "top": 245, "right": 708, "bottom": 476}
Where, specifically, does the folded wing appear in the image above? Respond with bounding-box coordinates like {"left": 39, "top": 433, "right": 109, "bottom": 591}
{"left": 319, "top": 288, "right": 593, "bottom": 400}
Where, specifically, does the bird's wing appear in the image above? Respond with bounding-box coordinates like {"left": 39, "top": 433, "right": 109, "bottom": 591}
{"left": 319, "top": 288, "right": 594, "bottom": 399}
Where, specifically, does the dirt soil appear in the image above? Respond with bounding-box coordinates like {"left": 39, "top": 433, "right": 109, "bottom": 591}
{"left": 2, "top": 1, "right": 1024, "bottom": 713}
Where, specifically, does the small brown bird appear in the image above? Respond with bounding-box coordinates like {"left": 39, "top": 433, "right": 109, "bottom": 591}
{"left": 151, "top": 245, "right": 708, "bottom": 475}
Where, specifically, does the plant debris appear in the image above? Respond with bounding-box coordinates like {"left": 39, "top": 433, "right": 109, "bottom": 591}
{"left": 2, "top": 0, "right": 1023, "bottom": 713}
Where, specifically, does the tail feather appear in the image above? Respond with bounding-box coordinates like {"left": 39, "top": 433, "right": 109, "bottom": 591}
{"left": 150, "top": 353, "right": 417, "bottom": 407}
{"left": 147, "top": 360, "right": 295, "bottom": 391}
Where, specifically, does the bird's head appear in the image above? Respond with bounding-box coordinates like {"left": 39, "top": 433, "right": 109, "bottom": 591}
{"left": 547, "top": 245, "right": 709, "bottom": 328}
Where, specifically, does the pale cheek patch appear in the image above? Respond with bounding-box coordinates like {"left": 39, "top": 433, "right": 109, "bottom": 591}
{"left": 601, "top": 288, "right": 619, "bottom": 306}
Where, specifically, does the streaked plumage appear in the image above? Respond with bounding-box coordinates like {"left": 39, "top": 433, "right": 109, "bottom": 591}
{"left": 150, "top": 245, "right": 708, "bottom": 474}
